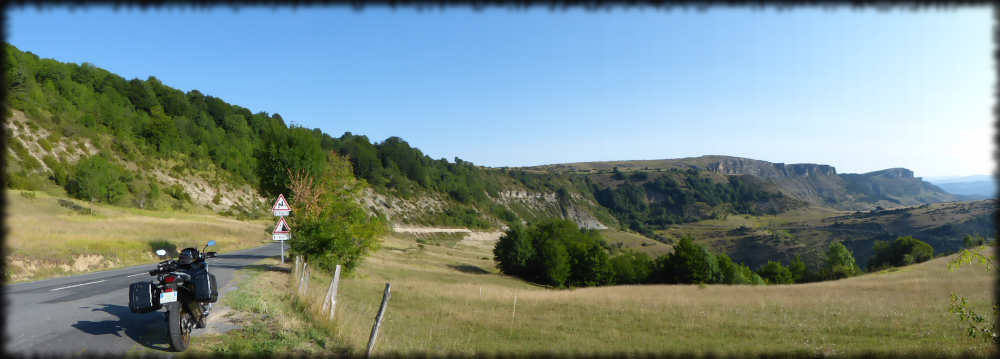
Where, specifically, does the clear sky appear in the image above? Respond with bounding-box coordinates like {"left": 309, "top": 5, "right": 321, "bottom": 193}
{"left": 5, "top": 5, "right": 994, "bottom": 177}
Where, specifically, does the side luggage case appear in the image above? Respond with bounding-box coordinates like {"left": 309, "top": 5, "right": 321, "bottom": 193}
{"left": 129, "top": 282, "right": 162, "bottom": 313}
{"left": 193, "top": 272, "right": 218, "bottom": 303}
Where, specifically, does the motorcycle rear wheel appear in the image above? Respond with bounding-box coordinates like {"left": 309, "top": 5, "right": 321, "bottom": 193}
{"left": 167, "top": 302, "right": 193, "bottom": 352}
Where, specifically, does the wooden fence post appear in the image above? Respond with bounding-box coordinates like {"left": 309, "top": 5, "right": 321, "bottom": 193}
{"left": 299, "top": 262, "right": 309, "bottom": 295}
{"left": 303, "top": 269, "right": 311, "bottom": 298}
{"left": 366, "top": 283, "right": 392, "bottom": 358}
{"left": 292, "top": 256, "right": 301, "bottom": 290}
{"left": 323, "top": 265, "right": 342, "bottom": 319}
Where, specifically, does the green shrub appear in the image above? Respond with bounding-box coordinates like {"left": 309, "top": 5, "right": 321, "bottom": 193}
{"left": 37, "top": 138, "right": 52, "bottom": 152}
{"left": 74, "top": 155, "right": 128, "bottom": 205}
{"left": 630, "top": 171, "right": 650, "bottom": 182}
{"left": 165, "top": 184, "right": 192, "bottom": 203}
{"left": 8, "top": 137, "right": 42, "bottom": 170}
{"left": 868, "top": 236, "right": 935, "bottom": 269}
{"left": 495, "top": 219, "right": 615, "bottom": 288}
{"left": 41, "top": 155, "right": 68, "bottom": 186}
{"left": 25, "top": 113, "right": 42, "bottom": 129}
{"left": 8, "top": 170, "right": 44, "bottom": 191}
{"left": 170, "top": 165, "right": 185, "bottom": 178}
{"left": 756, "top": 261, "right": 794, "bottom": 285}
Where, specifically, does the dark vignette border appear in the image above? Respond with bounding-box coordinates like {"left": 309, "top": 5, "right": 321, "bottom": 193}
{"left": 0, "top": 1, "right": 996, "bottom": 359}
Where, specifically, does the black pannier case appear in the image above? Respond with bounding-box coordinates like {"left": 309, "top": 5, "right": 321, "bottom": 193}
{"left": 129, "top": 282, "right": 161, "bottom": 313}
{"left": 193, "top": 272, "right": 218, "bottom": 303}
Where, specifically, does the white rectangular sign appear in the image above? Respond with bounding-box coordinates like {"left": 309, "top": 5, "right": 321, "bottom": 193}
{"left": 273, "top": 210, "right": 290, "bottom": 216}
{"left": 273, "top": 234, "right": 290, "bottom": 241}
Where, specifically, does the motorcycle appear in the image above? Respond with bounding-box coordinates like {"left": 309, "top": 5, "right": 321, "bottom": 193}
{"left": 128, "top": 240, "right": 219, "bottom": 352}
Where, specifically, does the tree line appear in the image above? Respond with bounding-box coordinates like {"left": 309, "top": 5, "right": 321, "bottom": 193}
{"left": 493, "top": 219, "right": 879, "bottom": 288}
{"left": 3, "top": 43, "right": 553, "bottom": 227}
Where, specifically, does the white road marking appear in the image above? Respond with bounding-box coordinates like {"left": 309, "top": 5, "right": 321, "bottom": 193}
{"left": 127, "top": 273, "right": 147, "bottom": 277}
{"left": 50, "top": 280, "right": 106, "bottom": 291}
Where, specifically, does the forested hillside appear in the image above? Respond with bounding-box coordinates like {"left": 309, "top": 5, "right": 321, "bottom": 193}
{"left": 2, "top": 43, "right": 614, "bottom": 229}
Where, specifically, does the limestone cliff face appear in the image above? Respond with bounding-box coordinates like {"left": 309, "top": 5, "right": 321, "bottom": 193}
{"left": 360, "top": 188, "right": 609, "bottom": 230}
{"left": 700, "top": 156, "right": 954, "bottom": 210}
{"left": 705, "top": 157, "right": 837, "bottom": 179}
{"left": 492, "top": 191, "right": 609, "bottom": 230}
{"left": 867, "top": 168, "right": 915, "bottom": 180}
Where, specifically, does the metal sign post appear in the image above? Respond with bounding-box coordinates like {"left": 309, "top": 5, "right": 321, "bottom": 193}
{"left": 273, "top": 194, "right": 292, "bottom": 264}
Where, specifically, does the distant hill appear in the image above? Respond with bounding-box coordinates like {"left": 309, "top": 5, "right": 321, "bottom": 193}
{"left": 921, "top": 174, "right": 996, "bottom": 199}
{"left": 530, "top": 156, "right": 962, "bottom": 212}
{"left": 926, "top": 174, "right": 995, "bottom": 184}
{"left": 935, "top": 181, "right": 996, "bottom": 198}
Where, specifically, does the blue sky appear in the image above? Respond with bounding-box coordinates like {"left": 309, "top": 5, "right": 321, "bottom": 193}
{"left": 6, "top": 5, "right": 994, "bottom": 177}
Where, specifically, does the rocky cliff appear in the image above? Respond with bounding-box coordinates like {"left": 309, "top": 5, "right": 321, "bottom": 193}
{"left": 705, "top": 157, "right": 837, "bottom": 179}
{"left": 361, "top": 188, "right": 610, "bottom": 230}
{"left": 700, "top": 156, "right": 957, "bottom": 210}
{"left": 492, "top": 191, "right": 609, "bottom": 229}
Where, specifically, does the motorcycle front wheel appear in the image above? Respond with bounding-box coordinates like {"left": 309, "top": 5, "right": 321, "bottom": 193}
{"left": 167, "top": 301, "right": 193, "bottom": 352}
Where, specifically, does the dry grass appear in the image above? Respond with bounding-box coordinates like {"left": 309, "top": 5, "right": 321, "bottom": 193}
{"left": 292, "top": 234, "right": 997, "bottom": 357}
{"left": 4, "top": 190, "right": 270, "bottom": 282}
{"left": 602, "top": 231, "right": 673, "bottom": 258}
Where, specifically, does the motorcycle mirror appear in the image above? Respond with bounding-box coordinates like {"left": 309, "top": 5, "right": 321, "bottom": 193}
{"left": 155, "top": 249, "right": 167, "bottom": 256}
{"left": 207, "top": 240, "right": 216, "bottom": 247}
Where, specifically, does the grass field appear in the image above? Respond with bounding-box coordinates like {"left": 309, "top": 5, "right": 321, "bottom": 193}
{"left": 9, "top": 187, "right": 995, "bottom": 356}
{"left": 288, "top": 233, "right": 997, "bottom": 357}
{"left": 4, "top": 190, "right": 271, "bottom": 283}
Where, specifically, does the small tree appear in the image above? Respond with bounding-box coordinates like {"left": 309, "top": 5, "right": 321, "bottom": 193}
{"left": 494, "top": 224, "right": 535, "bottom": 277}
{"left": 74, "top": 155, "right": 125, "bottom": 213}
{"left": 756, "top": 261, "right": 794, "bottom": 285}
{"left": 788, "top": 255, "right": 810, "bottom": 283}
{"left": 947, "top": 237, "right": 998, "bottom": 345}
{"left": 660, "top": 236, "right": 722, "bottom": 284}
{"left": 287, "top": 151, "right": 389, "bottom": 272}
{"left": 611, "top": 251, "right": 653, "bottom": 285}
{"left": 963, "top": 234, "right": 986, "bottom": 248}
{"left": 536, "top": 239, "right": 571, "bottom": 287}
{"left": 147, "top": 182, "right": 160, "bottom": 209}
{"left": 822, "top": 242, "right": 858, "bottom": 280}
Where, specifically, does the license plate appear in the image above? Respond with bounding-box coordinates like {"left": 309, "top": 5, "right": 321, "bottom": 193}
{"left": 160, "top": 291, "right": 177, "bottom": 303}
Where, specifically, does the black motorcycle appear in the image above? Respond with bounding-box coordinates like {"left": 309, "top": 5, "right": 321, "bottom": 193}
{"left": 128, "top": 240, "right": 219, "bottom": 352}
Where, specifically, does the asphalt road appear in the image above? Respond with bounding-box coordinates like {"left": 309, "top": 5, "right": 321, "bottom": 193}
{"left": 4, "top": 242, "right": 284, "bottom": 357}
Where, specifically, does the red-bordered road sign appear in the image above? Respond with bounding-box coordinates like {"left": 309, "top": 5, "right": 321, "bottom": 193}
{"left": 273, "top": 217, "right": 290, "bottom": 234}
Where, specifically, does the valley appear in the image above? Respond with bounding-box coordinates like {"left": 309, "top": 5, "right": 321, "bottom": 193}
{"left": 4, "top": 40, "right": 997, "bottom": 356}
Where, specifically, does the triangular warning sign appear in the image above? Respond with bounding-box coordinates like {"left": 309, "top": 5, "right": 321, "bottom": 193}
{"left": 273, "top": 217, "right": 290, "bottom": 234}
{"left": 273, "top": 194, "right": 291, "bottom": 211}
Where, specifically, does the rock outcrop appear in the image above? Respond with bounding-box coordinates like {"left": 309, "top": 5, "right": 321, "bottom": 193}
{"left": 705, "top": 157, "right": 837, "bottom": 179}
{"left": 701, "top": 156, "right": 955, "bottom": 210}
{"left": 492, "top": 191, "right": 609, "bottom": 230}
{"left": 361, "top": 188, "right": 609, "bottom": 230}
